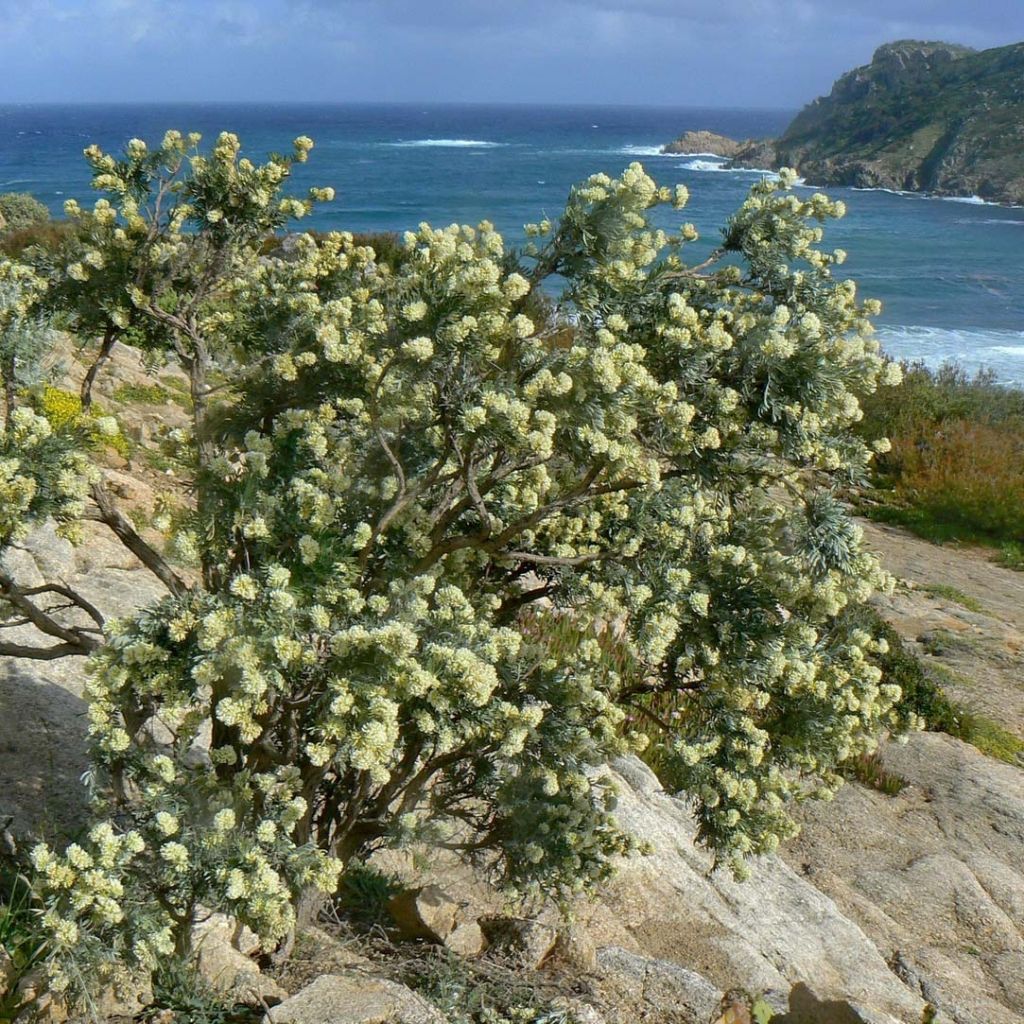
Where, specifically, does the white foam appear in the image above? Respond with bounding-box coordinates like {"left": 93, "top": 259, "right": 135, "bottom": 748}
{"left": 681, "top": 158, "right": 729, "bottom": 171}
{"left": 852, "top": 186, "right": 918, "bottom": 198}
{"left": 679, "top": 160, "right": 806, "bottom": 184}
{"left": 852, "top": 186, "right": 1022, "bottom": 209}
{"left": 619, "top": 144, "right": 695, "bottom": 157}
{"left": 938, "top": 194, "right": 990, "bottom": 205}
{"left": 386, "top": 139, "right": 503, "bottom": 148}
{"left": 875, "top": 325, "right": 1024, "bottom": 385}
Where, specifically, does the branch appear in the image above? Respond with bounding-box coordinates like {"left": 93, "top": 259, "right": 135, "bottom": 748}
{"left": 0, "top": 640, "right": 96, "bottom": 660}
{"left": 88, "top": 483, "right": 189, "bottom": 598}
{"left": 0, "top": 569, "right": 101, "bottom": 657}
{"left": 499, "top": 550, "right": 602, "bottom": 567}
{"left": 17, "top": 582, "right": 105, "bottom": 628}
{"left": 80, "top": 325, "right": 119, "bottom": 410}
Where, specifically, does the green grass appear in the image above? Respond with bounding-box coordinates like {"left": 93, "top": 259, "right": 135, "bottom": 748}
{"left": 113, "top": 382, "right": 172, "bottom": 406}
{"left": 151, "top": 955, "right": 261, "bottom": 1024}
{"left": 0, "top": 874, "right": 48, "bottom": 1020}
{"left": 953, "top": 714, "right": 1024, "bottom": 765}
{"left": 861, "top": 500, "right": 1024, "bottom": 564}
{"left": 916, "top": 584, "right": 986, "bottom": 614}
{"left": 844, "top": 752, "right": 908, "bottom": 796}
{"left": 333, "top": 863, "right": 402, "bottom": 931}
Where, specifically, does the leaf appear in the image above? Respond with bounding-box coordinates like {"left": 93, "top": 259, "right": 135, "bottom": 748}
{"left": 752, "top": 996, "right": 775, "bottom": 1024}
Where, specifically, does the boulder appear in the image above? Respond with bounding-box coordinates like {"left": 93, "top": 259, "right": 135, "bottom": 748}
{"left": 478, "top": 916, "right": 557, "bottom": 970}
{"left": 12, "top": 971, "right": 68, "bottom": 1024}
{"left": 193, "top": 910, "right": 263, "bottom": 957}
{"left": 388, "top": 885, "right": 459, "bottom": 943}
{"left": 443, "top": 921, "right": 487, "bottom": 958}
{"left": 783, "top": 733, "right": 1024, "bottom": 1024}
{"left": 552, "top": 924, "right": 598, "bottom": 971}
{"left": 194, "top": 924, "right": 287, "bottom": 1009}
{"left": 594, "top": 947, "right": 722, "bottom": 1024}
{"left": 265, "top": 973, "right": 446, "bottom": 1024}
{"left": 661, "top": 130, "right": 743, "bottom": 157}
{"left": 574, "top": 756, "right": 926, "bottom": 1024}
{"left": 84, "top": 971, "right": 155, "bottom": 1020}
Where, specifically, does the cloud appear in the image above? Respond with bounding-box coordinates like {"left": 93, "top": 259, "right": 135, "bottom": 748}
{"left": 0, "top": 0, "right": 1021, "bottom": 103}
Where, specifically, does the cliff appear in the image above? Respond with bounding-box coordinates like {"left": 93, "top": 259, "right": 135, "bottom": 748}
{"left": 774, "top": 40, "right": 1024, "bottom": 204}
{"left": 672, "top": 40, "right": 1024, "bottom": 205}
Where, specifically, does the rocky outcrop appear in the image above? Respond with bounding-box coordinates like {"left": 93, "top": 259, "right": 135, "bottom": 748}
{"left": 785, "top": 733, "right": 1024, "bottom": 1024}
{"left": 775, "top": 40, "right": 1024, "bottom": 204}
{"left": 665, "top": 40, "right": 1024, "bottom": 204}
{"left": 265, "top": 973, "right": 447, "bottom": 1024}
{"left": 661, "top": 131, "right": 746, "bottom": 157}
{"left": 583, "top": 756, "right": 928, "bottom": 1024}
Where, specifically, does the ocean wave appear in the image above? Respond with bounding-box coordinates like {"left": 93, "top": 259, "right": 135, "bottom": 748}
{"left": 386, "top": 139, "right": 504, "bottom": 148}
{"left": 680, "top": 159, "right": 806, "bottom": 183}
{"left": 852, "top": 186, "right": 918, "bottom": 198}
{"left": 874, "top": 325, "right": 1024, "bottom": 384}
{"left": 618, "top": 145, "right": 700, "bottom": 157}
{"left": 852, "top": 187, "right": 1022, "bottom": 209}
{"left": 955, "top": 217, "right": 1024, "bottom": 227}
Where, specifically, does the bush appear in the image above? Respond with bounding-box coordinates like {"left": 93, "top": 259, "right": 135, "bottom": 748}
{"left": 858, "top": 362, "right": 1024, "bottom": 549}
{"left": 0, "top": 192, "right": 50, "bottom": 234}
{"left": 1, "top": 134, "right": 907, "bottom": 1000}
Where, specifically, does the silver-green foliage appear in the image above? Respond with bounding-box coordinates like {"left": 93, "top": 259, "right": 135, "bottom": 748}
{"left": 3, "top": 134, "right": 910, "bottom": 991}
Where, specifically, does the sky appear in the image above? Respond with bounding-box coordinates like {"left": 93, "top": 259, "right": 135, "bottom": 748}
{"left": 1, "top": 1, "right": 1023, "bottom": 107}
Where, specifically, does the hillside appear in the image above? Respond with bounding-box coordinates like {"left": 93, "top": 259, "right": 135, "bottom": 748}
{"left": 672, "top": 40, "right": 1024, "bottom": 205}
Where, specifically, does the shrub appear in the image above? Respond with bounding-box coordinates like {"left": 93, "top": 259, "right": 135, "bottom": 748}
{"left": 1, "top": 134, "right": 907, "bottom": 999}
{"left": 0, "top": 192, "right": 50, "bottom": 234}
{"left": 857, "top": 362, "right": 1024, "bottom": 549}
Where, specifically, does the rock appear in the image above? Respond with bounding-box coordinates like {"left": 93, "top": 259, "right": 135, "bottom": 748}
{"left": 595, "top": 947, "right": 723, "bottom": 1024}
{"left": 99, "top": 467, "right": 157, "bottom": 514}
{"left": 575, "top": 756, "right": 926, "bottom": 1024}
{"left": 551, "top": 997, "right": 606, "bottom": 1024}
{"left": 478, "top": 916, "right": 557, "bottom": 970}
{"left": 388, "top": 885, "right": 459, "bottom": 943}
{"left": 661, "top": 130, "right": 744, "bottom": 157}
{"left": 740, "top": 40, "right": 1024, "bottom": 205}
{"left": 13, "top": 971, "right": 68, "bottom": 1024}
{"left": 193, "top": 910, "right": 263, "bottom": 957}
{"left": 443, "top": 921, "right": 487, "bottom": 958}
{"left": 194, "top": 924, "right": 288, "bottom": 1009}
{"left": 728, "top": 138, "right": 780, "bottom": 171}
{"left": 553, "top": 924, "right": 598, "bottom": 971}
{"left": 265, "top": 973, "right": 446, "bottom": 1024}
{"left": 87, "top": 971, "right": 155, "bottom": 1019}
{"left": 0, "top": 949, "right": 14, "bottom": 997}
{"left": 783, "top": 732, "right": 1024, "bottom": 1024}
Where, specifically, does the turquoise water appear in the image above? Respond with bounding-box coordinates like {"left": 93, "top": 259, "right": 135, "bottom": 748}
{"left": 2, "top": 103, "right": 1023, "bottom": 382}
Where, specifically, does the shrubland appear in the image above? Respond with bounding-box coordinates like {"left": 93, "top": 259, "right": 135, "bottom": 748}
{"left": 0, "top": 131, "right": 909, "bottom": 1008}
{"left": 857, "top": 362, "right": 1024, "bottom": 567}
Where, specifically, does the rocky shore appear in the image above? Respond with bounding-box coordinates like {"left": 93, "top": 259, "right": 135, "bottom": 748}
{"left": 663, "top": 40, "right": 1024, "bottom": 206}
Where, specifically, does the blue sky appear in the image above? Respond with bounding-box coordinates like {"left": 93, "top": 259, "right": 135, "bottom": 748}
{"left": 2, "top": 1, "right": 1022, "bottom": 107}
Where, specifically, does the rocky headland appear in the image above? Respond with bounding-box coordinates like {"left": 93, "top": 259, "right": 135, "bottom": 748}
{"left": 663, "top": 40, "right": 1024, "bottom": 206}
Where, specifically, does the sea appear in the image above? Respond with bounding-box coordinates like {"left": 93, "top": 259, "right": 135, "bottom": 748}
{"left": 2, "top": 103, "right": 1023, "bottom": 384}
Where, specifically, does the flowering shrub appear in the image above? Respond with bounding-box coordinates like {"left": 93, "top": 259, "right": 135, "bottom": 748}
{"left": 2, "top": 134, "right": 909, "bottom": 988}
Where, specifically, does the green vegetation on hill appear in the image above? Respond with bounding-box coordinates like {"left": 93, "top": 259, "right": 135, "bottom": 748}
{"left": 776, "top": 40, "right": 1024, "bottom": 204}
{"left": 713, "top": 40, "right": 1024, "bottom": 204}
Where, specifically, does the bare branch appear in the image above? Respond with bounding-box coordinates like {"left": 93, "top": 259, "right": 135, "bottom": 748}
{"left": 499, "top": 550, "right": 602, "bottom": 566}
{"left": 0, "top": 568, "right": 101, "bottom": 657}
{"left": 88, "top": 483, "right": 189, "bottom": 598}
